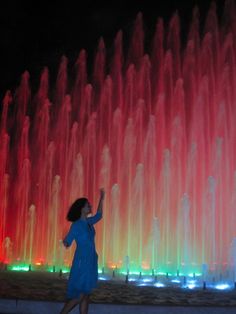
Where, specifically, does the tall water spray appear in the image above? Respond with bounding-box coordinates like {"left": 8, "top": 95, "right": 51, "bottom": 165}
{"left": 1, "top": 1, "right": 236, "bottom": 276}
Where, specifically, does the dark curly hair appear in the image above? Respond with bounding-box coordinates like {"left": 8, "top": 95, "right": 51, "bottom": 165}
{"left": 67, "top": 198, "right": 88, "bottom": 222}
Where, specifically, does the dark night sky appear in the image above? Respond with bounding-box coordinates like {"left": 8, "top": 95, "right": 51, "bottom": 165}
{"left": 0, "top": 0, "right": 226, "bottom": 99}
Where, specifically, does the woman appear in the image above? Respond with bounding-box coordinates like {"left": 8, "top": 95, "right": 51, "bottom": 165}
{"left": 60, "top": 188, "right": 105, "bottom": 314}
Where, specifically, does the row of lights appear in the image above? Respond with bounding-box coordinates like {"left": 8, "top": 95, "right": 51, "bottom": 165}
{"left": 1, "top": 263, "right": 233, "bottom": 291}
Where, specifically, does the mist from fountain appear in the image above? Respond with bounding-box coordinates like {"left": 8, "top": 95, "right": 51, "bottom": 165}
{"left": 0, "top": 1, "right": 236, "bottom": 278}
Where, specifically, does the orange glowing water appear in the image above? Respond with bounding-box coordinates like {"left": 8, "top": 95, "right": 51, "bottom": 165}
{"left": 0, "top": 2, "right": 236, "bottom": 275}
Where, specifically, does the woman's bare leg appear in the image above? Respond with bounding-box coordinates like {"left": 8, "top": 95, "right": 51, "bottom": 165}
{"left": 60, "top": 294, "right": 84, "bottom": 314}
{"left": 79, "top": 295, "right": 89, "bottom": 314}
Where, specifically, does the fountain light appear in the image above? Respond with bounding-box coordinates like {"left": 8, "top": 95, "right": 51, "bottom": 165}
{"left": 215, "top": 284, "right": 231, "bottom": 290}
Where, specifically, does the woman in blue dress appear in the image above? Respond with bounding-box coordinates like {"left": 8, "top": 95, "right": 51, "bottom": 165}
{"left": 60, "top": 188, "right": 105, "bottom": 314}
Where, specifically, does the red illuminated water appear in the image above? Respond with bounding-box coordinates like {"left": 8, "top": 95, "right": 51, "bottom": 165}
{"left": 1, "top": 2, "right": 236, "bottom": 275}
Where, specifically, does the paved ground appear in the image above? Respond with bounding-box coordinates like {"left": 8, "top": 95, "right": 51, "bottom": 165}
{"left": 0, "top": 299, "right": 236, "bottom": 314}
{"left": 1, "top": 271, "right": 236, "bottom": 307}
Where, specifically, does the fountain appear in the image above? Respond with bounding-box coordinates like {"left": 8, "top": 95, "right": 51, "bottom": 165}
{"left": 0, "top": 1, "right": 236, "bottom": 286}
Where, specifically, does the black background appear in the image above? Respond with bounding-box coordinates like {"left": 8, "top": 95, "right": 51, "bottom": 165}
{"left": 0, "top": 0, "right": 226, "bottom": 98}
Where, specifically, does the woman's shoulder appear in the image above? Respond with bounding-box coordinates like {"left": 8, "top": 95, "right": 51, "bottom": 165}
{"left": 74, "top": 218, "right": 88, "bottom": 227}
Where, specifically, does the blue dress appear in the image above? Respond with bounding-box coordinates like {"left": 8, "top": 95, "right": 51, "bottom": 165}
{"left": 64, "top": 211, "right": 102, "bottom": 299}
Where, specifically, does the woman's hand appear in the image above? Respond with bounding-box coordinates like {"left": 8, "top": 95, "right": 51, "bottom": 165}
{"left": 96, "top": 188, "right": 105, "bottom": 214}
{"left": 63, "top": 239, "right": 70, "bottom": 248}
{"left": 100, "top": 188, "right": 105, "bottom": 200}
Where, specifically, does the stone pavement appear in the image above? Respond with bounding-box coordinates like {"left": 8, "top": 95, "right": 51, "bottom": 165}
{"left": 0, "top": 299, "right": 236, "bottom": 314}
